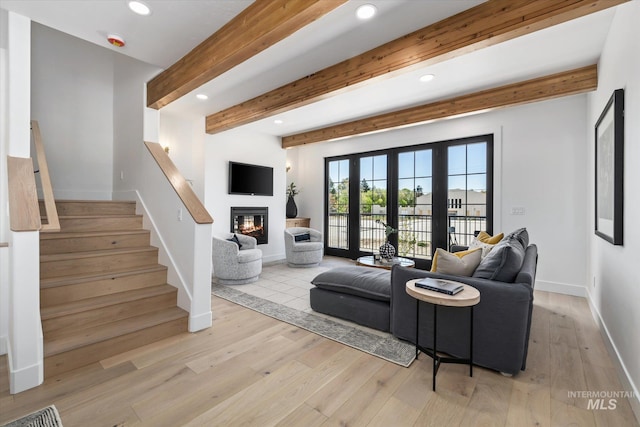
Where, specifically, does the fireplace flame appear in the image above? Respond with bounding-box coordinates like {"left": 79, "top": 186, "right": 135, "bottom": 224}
{"left": 239, "top": 218, "right": 263, "bottom": 234}
{"left": 231, "top": 207, "right": 268, "bottom": 245}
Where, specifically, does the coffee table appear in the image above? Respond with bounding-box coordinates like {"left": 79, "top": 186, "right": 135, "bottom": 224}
{"left": 356, "top": 255, "right": 415, "bottom": 270}
{"left": 406, "top": 279, "right": 480, "bottom": 391}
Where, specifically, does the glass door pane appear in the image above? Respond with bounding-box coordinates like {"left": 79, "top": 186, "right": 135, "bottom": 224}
{"left": 447, "top": 142, "right": 487, "bottom": 247}
{"left": 327, "top": 159, "right": 350, "bottom": 249}
{"left": 397, "top": 149, "right": 432, "bottom": 259}
{"left": 359, "top": 155, "right": 387, "bottom": 253}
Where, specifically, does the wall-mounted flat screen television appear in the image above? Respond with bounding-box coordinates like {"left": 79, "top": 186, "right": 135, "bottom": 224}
{"left": 228, "top": 161, "right": 274, "bottom": 196}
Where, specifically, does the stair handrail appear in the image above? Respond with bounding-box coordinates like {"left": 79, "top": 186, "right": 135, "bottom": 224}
{"left": 31, "top": 120, "right": 60, "bottom": 232}
{"left": 144, "top": 141, "right": 213, "bottom": 224}
{"left": 7, "top": 156, "right": 42, "bottom": 231}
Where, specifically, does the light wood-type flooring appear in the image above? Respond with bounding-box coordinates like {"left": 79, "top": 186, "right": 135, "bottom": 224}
{"left": 1, "top": 267, "right": 638, "bottom": 426}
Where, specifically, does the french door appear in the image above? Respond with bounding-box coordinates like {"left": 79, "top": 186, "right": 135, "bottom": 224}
{"left": 325, "top": 135, "right": 492, "bottom": 269}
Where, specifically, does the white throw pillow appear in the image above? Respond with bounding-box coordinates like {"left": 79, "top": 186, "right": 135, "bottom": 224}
{"left": 469, "top": 239, "right": 495, "bottom": 258}
{"left": 433, "top": 247, "right": 482, "bottom": 276}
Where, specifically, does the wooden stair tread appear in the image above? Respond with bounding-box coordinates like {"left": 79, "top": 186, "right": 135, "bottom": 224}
{"left": 43, "top": 199, "right": 136, "bottom": 204}
{"left": 41, "top": 284, "right": 176, "bottom": 320}
{"left": 41, "top": 246, "right": 157, "bottom": 262}
{"left": 39, "top": 199, "right": 187, "bottom": 376}
{"left": 40, "top": 229, "right": 149, "bottom": 240}
{"left": 40, "top": 265, "right": 168, "bottom": 288}
{"left": 55, "top": 214, "right": 141, "bottom": 219}
{"left": 44, "top": 307, "right": 188, "bottom": 357}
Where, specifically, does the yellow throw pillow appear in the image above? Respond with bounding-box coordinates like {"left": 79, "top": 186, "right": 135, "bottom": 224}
{"left": 431, "top": 247, "right": 482, "bottom": 275}
{"left": 476, "top": 231, "right": 504, "bottom": 244}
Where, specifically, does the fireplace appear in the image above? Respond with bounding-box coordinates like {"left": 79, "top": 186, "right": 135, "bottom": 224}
{"left": 231, "top": 207, "right": 268, "bottom": 245}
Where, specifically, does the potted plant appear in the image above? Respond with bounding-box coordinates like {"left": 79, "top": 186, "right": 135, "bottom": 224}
{"left": 286, "top": 182, "right": 299, "bottom": 218}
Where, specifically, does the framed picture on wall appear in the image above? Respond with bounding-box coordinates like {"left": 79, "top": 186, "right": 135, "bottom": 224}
{"left": 594, "top": 88, "right": 624, "bottom": 245}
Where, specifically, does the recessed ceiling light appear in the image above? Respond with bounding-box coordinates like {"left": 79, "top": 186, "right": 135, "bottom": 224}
{"left": 356, "top": 4, "right": 377, "bottom": 20}
{"left": 274, "top": 119, "right": 284, "bottom": 125}
{"left": 128, "top": 1, "right": 151, "bottom": 16}
{"left": 419, "top": 74, "right": 435, "bottom": 83}
{"left": 196, "top": 94, "right": 208, "bottom": 100}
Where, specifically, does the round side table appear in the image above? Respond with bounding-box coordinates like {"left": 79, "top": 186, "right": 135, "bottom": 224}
{"left": 406, "top": 279, "right": 480, "bottom": 391}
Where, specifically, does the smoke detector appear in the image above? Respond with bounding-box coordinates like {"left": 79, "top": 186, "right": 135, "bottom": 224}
{"left": 107, "top": 34, "right": 125, "bottom": 47}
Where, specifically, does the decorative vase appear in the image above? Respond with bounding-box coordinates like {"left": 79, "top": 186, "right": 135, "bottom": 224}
{"left": 286, "top": 195, "right": 298, "bottom": 218}
{"left": 379, "top": 241, "right": 396, "bottom": 260}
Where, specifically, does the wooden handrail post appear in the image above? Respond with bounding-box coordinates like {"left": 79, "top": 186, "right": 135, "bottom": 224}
{"left": 30, "top": 120, "right": 60, "bottom": 232}
{"left": 7, "top": 156, "right": 41, "bottom": 232}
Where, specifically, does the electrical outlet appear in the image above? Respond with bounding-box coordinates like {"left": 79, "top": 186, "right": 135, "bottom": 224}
{"left": 511, "top": 207, "right": 525, "bottom": 215}
{"left": 177, "top": 208, "right": 183, "bottom": 221}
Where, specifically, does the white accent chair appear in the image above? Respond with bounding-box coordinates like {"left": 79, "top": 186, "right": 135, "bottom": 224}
{"left": 212, "top": 233, "right": 262, "bottom": 284}
{"left": 284, "top": 227, "right": 324, "bottom": 268}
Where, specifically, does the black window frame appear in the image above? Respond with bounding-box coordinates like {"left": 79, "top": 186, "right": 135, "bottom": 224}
{"left": 324, "top": 134, "right": 493, "bottom": 270}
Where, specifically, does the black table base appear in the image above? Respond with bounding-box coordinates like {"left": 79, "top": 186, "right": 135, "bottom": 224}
{"left": 415, "top": 300, "right": 474, "bottom": 391}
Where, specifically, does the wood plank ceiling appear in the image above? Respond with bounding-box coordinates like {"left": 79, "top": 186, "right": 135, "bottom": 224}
{"left": 147, "top": 0, "right": 628, "bottom": 147}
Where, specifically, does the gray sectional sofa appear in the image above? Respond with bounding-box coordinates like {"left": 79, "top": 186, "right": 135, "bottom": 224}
{"left": 391, "top": 243, "right": 538, "bottom": 375}
{"left": 310, "top": 228, "right": 538, "bottom": 375}
{"left": 310, "top": 266, "right": 392, "bottom": 332}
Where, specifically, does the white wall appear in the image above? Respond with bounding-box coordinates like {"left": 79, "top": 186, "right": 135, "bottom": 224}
{"left": 290, "top": 95, "right": 589, "bottom": 295}
{"left": 112, "top": 51, "right": 161, "bottom": 197}
{"left": 31, "top": 23, "right": 114, "bottom": 200}
{"left": 159, "top": 113, "right": 206, "bottom": 201}
{"left": 587, "top": 0, "right": 640, "bottom": 413}
{"left": 205, "top": 128, "right": 287, "bottom": 263}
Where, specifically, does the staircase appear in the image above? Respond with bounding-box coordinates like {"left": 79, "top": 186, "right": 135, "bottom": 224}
{"left": 39, "top": 200, "right": 188, "bottom": 377}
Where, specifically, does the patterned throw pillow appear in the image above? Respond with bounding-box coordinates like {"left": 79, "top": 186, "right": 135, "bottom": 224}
{"left": 469, "top": 231, "right": 504, "bottom": 258}
{"left": 294, "top": 232, "right": 311, "bottom": 242}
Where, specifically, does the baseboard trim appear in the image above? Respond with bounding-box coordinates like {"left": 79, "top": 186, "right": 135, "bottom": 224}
{"left": 8, "top": 351, "right": 43, "bottom": 394}
{"left": 585, "top": 290, "right": 640, "bottom": 422}
{"left": 262, "top": 254, "right": 286, "bottom": 265}
{"left": 189, "top": 311, "right": 212, "bottom": 332}
{"left": 535, "top": 279, "right": 587, "bottom": 297}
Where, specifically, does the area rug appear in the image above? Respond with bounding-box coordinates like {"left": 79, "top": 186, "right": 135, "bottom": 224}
{"left": 1, "top": 405, "right": 63, "bottom": 427}
{"left": 211, "top": 283, "right": 416, "bottom": 367}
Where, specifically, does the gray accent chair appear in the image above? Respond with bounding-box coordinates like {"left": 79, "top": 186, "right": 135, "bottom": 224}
{"left": 212, "top": 233, "right": 262, "bottom": 284}
{"left": 284, "top": 227, "right": 324, "bottom": 267}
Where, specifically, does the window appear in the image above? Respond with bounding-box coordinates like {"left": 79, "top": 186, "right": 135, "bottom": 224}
{"left": 359, "top": 155, "right": 388, "bottom": 254}
{"left": 397, "top": 149, "right": 432, "bottom": 259}
{"left": 325, "top": 135, "right": 492, "bottom": 268}
{"left": 447, "top": 142, "right": 489, "bottom": 246}
{"left": 327, "top": 159, "right": 350, "bottom": 250}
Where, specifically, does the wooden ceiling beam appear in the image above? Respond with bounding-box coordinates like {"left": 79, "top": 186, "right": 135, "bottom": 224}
{"left": 146, "top": 0, "right": 348, "bottom": 110}
{"left": 281, "top": 64, "right": 598, "bottom": 148}
{"left": 206, "top": 0, "right": 626, "bottom": 135}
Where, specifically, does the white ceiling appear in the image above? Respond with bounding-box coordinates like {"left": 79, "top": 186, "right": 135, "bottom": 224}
{"left": 0, "top": 0, "right": 619, "bottom": 138}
